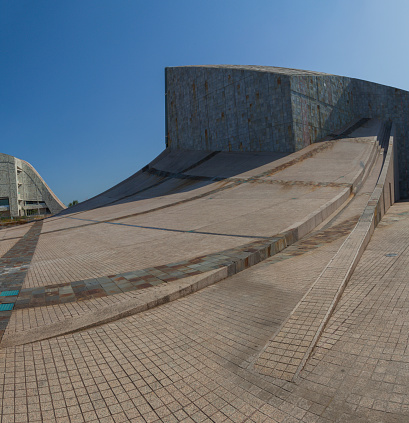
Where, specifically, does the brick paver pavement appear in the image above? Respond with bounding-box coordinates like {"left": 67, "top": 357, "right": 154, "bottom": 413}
{"left": 0, "top": 203, "right": 408, "bottom": 422}
{"left": 9, "top": 217, "right": 356, "bottom": 311}
{"left": 21, "top": 133, "right": 376, "bottom": 288}
{"left": 0, "top": 222, "right": 42, "bottom": 340}
{"left": 0, "top": 123, "right": 397, "bottom": 422}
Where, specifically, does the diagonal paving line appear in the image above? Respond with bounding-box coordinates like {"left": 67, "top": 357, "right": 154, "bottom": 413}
{"left": 13, "top": 218, "right": 357, "bottom": 310}
{"left": 0, "top": 221, "right": 43, "bottom": 340}
{"left": 65, "top": 216, "right": 273, "bottom": 240}
{"left": 41, "top": 138, "right": 343, "bottom": 233}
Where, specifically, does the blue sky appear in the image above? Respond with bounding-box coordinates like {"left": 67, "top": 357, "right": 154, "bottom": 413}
{"left": 1, "top": 0, "right": 409, "bottom": 204}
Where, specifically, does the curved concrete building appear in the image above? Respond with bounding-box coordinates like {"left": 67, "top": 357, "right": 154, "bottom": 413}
{"left": 1, "top": 66, "right": 409, "bottom": 423}
{"left": 0, "top": 153, "right": 65, "bottom": 217}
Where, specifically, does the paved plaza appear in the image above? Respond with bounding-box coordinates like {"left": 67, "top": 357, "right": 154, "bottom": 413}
{"left": 0, "top": 115, "right": 407, "bottom": 422}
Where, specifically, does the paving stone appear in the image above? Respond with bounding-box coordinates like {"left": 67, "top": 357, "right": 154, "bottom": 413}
{"left": 0, "top": 120, "right": 404, "bottom": 422}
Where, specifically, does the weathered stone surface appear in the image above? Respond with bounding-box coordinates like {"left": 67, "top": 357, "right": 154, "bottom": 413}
{"left": 166, "top": 65, "right": 409, "bottom": 198}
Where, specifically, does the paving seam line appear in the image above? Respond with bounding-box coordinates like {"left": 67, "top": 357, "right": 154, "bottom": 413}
{"left": 42, "top": 137, "right": 343, "bottom": 226}
{"left": 11, "top": 213, "right": 360, "bottom": 313}
{"left": 40, "top": 132, "right": 374, "bottom": 236}
{"left": 1, "top": 178, "right": 360, "bottom": 347}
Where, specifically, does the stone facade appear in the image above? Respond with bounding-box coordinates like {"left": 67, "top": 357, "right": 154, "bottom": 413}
{"left": 0, "top": 153, "right": 65, "bottom": 217}
{"left": 165, "top": 65, "right": 409, "bottom": 197}
{"left": 165, "top": 66, "right": 293, "bottom": 153}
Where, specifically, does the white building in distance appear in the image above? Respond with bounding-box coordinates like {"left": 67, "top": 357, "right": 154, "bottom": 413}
{"left": 0, "top": 153, "right": 65, "bottom": 217}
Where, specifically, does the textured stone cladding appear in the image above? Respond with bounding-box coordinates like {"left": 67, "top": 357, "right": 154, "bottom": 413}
{"left": 165, "top": 65, "right": 409, "bottom": 198}
{"left": 290, "top": 75, "right": 355, "bottom": 150}
{"left": 166, "top": 67, "right": 293, "bottom": 152}
{"left": 165, "top": 66, "right": 356, "bottom": 154}
{"left": 351, "top": 79, "right": 409, "bottom": 198}
{"left": 293, "top": 74, "right": 409, "bottom": 198}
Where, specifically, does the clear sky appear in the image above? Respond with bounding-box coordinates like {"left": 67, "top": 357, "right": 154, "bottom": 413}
{"left": 1, "top": 0, "right": 409, "bottom": 205}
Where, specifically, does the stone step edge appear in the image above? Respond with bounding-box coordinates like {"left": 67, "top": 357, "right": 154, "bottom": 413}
{"left": 0, "top": 176, "right": 351, "bottom": 348}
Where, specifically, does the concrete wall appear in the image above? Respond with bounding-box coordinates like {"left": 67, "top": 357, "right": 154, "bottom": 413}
{"left": 0, "top": 154, "right": 19, "bottom": 217}
{"left": 20, "top": 159, "right": 66, "bottom": 215}
{"left": 0, "top": 153, "right": 65, "bottom": 217}
{"left": 165, "top": 65, "right": 409, "bottom": 198}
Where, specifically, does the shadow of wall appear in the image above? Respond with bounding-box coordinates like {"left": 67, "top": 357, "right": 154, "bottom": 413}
{"left": 56, "top": 149, "right": 290, "bottom": 216}
{"left": 351, "top": 79, "right": 409, "bottom": 198}
{"left": 289, "top": 74, "right": 409, "bottom": 199}
{"left": 289, "top": 75, "right": 356, "bottom": 150}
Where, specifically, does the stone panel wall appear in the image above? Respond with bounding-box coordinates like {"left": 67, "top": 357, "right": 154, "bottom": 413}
{"left": 290, "top": 75, "right": 355, "bottom": 150}
{"left": 166, "top": 66, "right": 293, "bottom": 152}
{"left": 165, "top": 65, "right": 409, "bottom": 198}
{"left": 351, "top": 79, "right": 409, "bottom": 198}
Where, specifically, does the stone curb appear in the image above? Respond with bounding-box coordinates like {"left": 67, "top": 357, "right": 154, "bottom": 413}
{"left": 1, "top": 230, "right": 295, "bottom": 348}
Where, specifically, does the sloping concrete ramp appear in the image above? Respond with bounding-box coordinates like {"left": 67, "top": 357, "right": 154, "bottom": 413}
{"left": 1, "top": 117, "right": 406, "bottom": 423}
{"left": 0, "top": 118, "right": 392, "bottom": 349}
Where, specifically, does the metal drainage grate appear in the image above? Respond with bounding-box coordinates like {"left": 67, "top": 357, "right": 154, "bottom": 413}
{"left": 385, "top": 253, "right": 398, "bottom": 257}
{"left": 0, "top": 290, "right": 19, "bottom": 297}
{"left": 0, "top": 303, "right": 14, "bottom": 311}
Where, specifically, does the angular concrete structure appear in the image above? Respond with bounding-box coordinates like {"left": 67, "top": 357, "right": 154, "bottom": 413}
{"left": 1, "top": 66, "right": 409, "bottom": 423}
{"left": 0, "top": 153, "right": 65, "bottom": 217}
